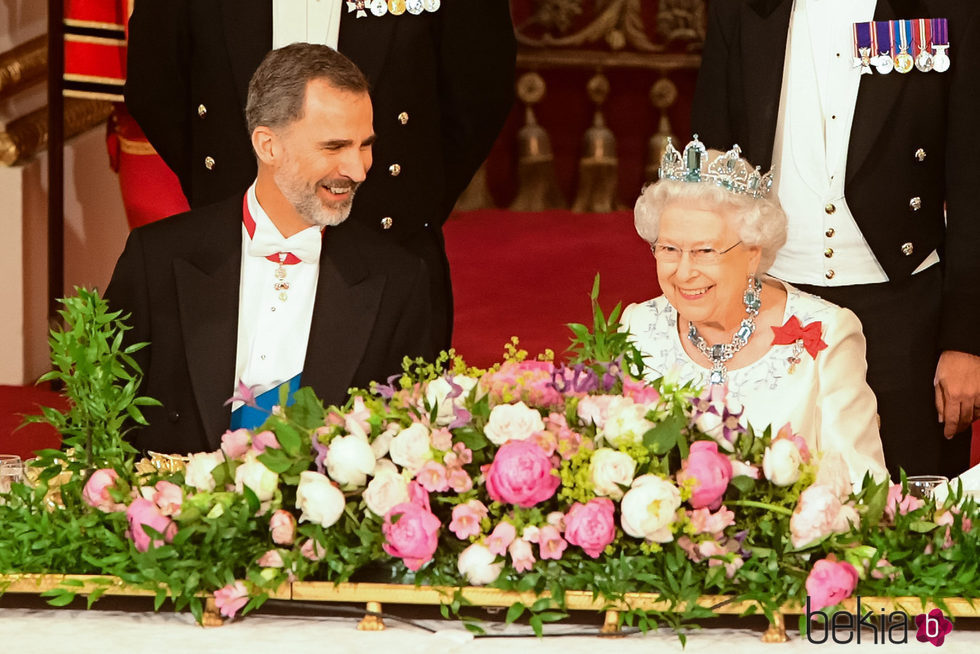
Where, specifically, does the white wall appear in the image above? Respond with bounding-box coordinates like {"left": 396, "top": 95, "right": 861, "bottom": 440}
{"left": 1, "top": 2, "right": 130, "bottom": 384}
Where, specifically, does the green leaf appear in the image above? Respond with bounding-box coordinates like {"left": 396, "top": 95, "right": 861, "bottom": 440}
{"left": 505, "top": 602, "right": 526, "bottom": 623}
{"left": 644, "top": 413, "right": 683, "bottom": 454}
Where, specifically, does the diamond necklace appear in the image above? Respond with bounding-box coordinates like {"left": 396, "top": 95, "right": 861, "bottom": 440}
{"left": 687, "top": 276, "right": 762, "bottom": 385}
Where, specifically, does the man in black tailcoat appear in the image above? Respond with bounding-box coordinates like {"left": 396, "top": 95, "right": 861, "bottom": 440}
{"left": 691, "top": 0, "right": 980, "bottom": 477}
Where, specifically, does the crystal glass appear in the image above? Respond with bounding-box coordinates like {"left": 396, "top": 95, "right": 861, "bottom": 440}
{"left": 0, "top": 454, "right": 24, "bottom": 494}
{"left": 906, "top": 475, "right": 949, "bottom": 500}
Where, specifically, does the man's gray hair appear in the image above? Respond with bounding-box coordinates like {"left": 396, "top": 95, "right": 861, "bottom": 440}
{"left": 634, "top": 178, "right": 788, "bottom": 273}
{"left": 246, "top": 42, "right": 370, "bottom": 134}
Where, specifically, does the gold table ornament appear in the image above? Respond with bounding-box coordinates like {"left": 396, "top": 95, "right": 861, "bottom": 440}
{"left": 2, "top": 575, "right": 978, "bottom": 641}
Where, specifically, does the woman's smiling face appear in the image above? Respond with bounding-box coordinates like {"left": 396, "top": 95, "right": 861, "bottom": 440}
{"left": 654, "top": 200, "right": 762, "bottom": 331}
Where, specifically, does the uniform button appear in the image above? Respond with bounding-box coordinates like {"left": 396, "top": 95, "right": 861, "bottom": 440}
{"left": 825, "top": 269, "right": 835, "bottom": 280}
{"left": 397, "top": 111, "right": 409, "bottom": 125}
{"left": 901, "top": 242, "right": 914, "bottom": 256}
{"left": 824, "top": 203, "right": 836, "bottom": 214}
{"left": 197, "top": 104, "right": 207, "bottom": 119}
{"left": 204, "top": 156, "right": 215, "bottom": 171}
{"left": 825, "top": 228, "right": 835, "bottom": 238}
{"left": 167, "top": 409, "right": 180, "bottom": 422}
{"left": 824, "top": 248, "right": 833, "bottom": 258}
{"left": 909, "top": 196, "right": 922, "bottom": 211}
{"left": 388, "top": 163, "right": 401, "bottom": 176}
{"left": 915, "top": 148, "right": 926, "bottom": 162}
{"left": 381, "top": 216, "right": 393, "bottom": 230}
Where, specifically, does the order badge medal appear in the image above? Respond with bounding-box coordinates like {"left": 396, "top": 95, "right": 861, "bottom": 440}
{"left": 388, "top": 0, "right": 406, "bottom": 15}
{"left": 347, "top": 0, "right": 367, "bottom": 18}
{"left": 913, "top": 18, "right": 934, "bottom": 72}
{"left": 894, "top": 19, "right": 915, "bottom": 73}
{"left": 932, "top": 17, "right": 951, "bottom": 72}
{"left": 369, "top": 0, "right": 388, "bottom": 17}
{"left": 852, "top": 22, "right": 874, "bottom": 75}
{"left": 423, "top": 0, "right": 440, "bottom": 11}
{"left": 406, "top": 0, "right": 424, "bottom": 15}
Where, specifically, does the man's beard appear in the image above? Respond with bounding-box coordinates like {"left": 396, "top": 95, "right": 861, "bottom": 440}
{"left": 274, "top": 165, "right": 359, "bottom": 228}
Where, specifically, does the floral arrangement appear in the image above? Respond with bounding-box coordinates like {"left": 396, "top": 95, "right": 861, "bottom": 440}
{"left": 1, "top": 287, "right": 978, "bottom": 637}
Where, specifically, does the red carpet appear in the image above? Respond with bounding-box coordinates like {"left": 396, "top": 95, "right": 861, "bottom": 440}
{"left": 445, "top": 209, "right": 660, "bottom": 368}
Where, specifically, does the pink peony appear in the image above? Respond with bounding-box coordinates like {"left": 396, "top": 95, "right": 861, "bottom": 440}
{"left": 677, "top": 440, "right": 732, "bottom": 510}
{"left": 125, "top": 498, "right": 177, "bottom": 552}
{"left": 884, "top": 484, "right": 925, "bottom": 522}
{"left": 485, "top": 440, "right": 560, "bottom": 508}
{"left": 383, "top": 502, "right": 442, "bottom": 570}
{"left": 213, "top": 580, "right": 249, "bottom": 619}
{"left": 416, "top": 461, "right": 450, "bottom": 493}
{"left": 251, "top": 430, "right": 280, "bottom": 453}
{"left": 563, "top": 498, "right": 616, "bottom": 558}
{"left": 151, "top": 480, "right": 183, "bottom": 516}
{"left": 220, "top": 428, "right": 251, "bottom": 459}
{"left": 790, "top": 485, "right": 860, "bottom": 549}
{"left": 449, "top": 500, "right": 488, "bottom": 540}
{"left": 407, "top": 480, "right": 431, "bottom": 511}
{"left": 805, "top": 557, "right": 859, "bottom": 611}
{"left": 688, "top": 506, "right": 736, "bottom": 537}
{"left": 537, "top": 525, "right": 568, "bottom": 560}
{"left": 508, "top": 537, "right": 536, "bottom": 572}
{"left": 486, "top": 521, "right": 517, "bottom": 555}
{"left": 82, "top": 469, "right": 125, "bottom": 512}
{"left": 269, "top": 509, "right": 297, "bottom": 545}
{"left": 621, "top": 376, "right": 661, "bottom": 405}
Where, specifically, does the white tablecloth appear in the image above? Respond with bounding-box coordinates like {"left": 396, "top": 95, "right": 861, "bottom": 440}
{"left": 0, "top": 606, "right": 978, "bottom": 654}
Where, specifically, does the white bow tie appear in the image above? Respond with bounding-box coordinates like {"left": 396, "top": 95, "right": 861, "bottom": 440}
{"left": 248, "top": 226, "right": 323, "bottom": 264}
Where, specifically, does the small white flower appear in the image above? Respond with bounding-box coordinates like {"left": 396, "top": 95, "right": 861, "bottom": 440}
{"left": 388, "top": 422, "right": 433, "bottom": 472}
{"left": 326, "top": 434, "right": 376, "bottom": 488}
{"left": 762, "top": 439, "right": 803, "bottom": 487}
{"left": 184, "top": 450, "right": 225, "bottom": 492}
{"left": 589, "top": 448, "right": 637, "bottom": 500}
{"left": 620, "top": 474, "right": 681, "bottom": 542}
{"left": 484, "top": 401, "right": 544, "bottom": 445}
{"left": 600, "top": 396, "right": 653, "bottom": 448}
{"left": 363, "top": 469, "right": 410, "bottom": 517}
{"left": 457, "top": 543, "right": 503, "bottom": 585}
{"left": 234, "top": 452, "right": 279, "bottom": 503}
{"left": 295, "top": 471, "right": 346, "bottom": 528}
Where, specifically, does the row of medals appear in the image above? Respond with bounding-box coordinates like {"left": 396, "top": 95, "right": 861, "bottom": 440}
{"left": 859, "top": 45, "right": 950, "bottom": 75}
{"left": 348, "top": 0, "right": 440, "bottom": 18}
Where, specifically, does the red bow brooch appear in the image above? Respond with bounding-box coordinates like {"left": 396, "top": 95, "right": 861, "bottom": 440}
{"left": 771, "top": 316, "right": 828, "bottom": 359}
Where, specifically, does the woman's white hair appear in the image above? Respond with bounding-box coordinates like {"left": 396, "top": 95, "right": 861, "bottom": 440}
{"left": 634, "top": 178, "right": 788, "bottom": 273}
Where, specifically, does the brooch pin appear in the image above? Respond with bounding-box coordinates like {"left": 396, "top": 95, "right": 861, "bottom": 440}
{"left": 771, "top": 316, "right": 827, "bottom": 374}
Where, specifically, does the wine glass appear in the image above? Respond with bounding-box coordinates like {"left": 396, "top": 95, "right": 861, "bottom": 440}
{"left": 906, "top": 475, "right": 949, "bottom": 500}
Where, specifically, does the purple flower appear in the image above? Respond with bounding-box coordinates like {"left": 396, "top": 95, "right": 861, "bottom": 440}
{"left": 224, "top": 379, "right": 260, "bottom": 408}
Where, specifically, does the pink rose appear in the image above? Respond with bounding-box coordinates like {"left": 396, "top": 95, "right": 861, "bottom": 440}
{"left": 125, "top": 498, "right": 177, "bottom": 552}
{"left": 449, "top": 500, "right": 488, "bottom": 540}
{"left": 220, "top": 428, "right": 251, "bottom": 459}
{"left": 486, "top": 521, "right": 517, "bottom": 555}
{"left": 485, "top": 440, "right": 560, "bottom": 508}
{"left": 269, "top": 509, "right": 297, "bottom": 545}
{"left": 678, "top": 440, "right": 732, "bottom": 510}
{"left": 257, "top": 549, "right": 284, "bottom": 568}
{"left": 383, "top": 502, "right": 441, "bottom": 570}
{"left": 251, "top": 430, "right": 280, "bottom": 453}
{"left": 213, "top": 580, "right": 249, "bottom": 619}
{"left": 300, "top": 538, "right": 326, "bottom": 561}
{"left": 688, "top": 506, "right": 736, "bottom": 537}
{"left": 537, "top": 524, "right": 568, "bottom": 560}
{"left": 790, "top": 485, "right": 860, "bottom": 549}
{"left": 508, "top": 537, "right": 536, "bottom": 572}
{"left": 82, "top": 469, "right": 125, "bottom": 512}
{"left": 563, "top": 498, "right": 616, "bottom": 558}
{"left": 152, "top": 480, "right": 183, "bottom": 516}
{"left": 805, "top": 557, "right": 859, "bottom": 611}
{"left": 417, "top": 461, "right": 450, "bottom": 493}
{"left": 884, "top": 484, "right": 925, "bottom": 522}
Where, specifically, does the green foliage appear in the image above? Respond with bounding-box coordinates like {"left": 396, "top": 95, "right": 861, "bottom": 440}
{"left": 566, "top": 274, "right": 644, "bottom": 376}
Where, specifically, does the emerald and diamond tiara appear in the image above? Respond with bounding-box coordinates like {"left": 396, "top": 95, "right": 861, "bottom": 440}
{"left": 659, "top": 135, "right": 774, "bottom": 200}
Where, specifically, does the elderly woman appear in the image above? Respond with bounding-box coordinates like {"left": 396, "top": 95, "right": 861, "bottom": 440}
{"left": 622, "top": 137, "right": 888, "bottom": 484}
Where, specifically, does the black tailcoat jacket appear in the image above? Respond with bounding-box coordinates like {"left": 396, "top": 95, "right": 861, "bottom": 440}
{"left": 124, "top": 0, "right": 517, "bottom": 348}
{"left": 105, "top": 195, "right": 435, "bottom": 455}
{"left": 691, "top": 0, "right": 980, "bottom": 357}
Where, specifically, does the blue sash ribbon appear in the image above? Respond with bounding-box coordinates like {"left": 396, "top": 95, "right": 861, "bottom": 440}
{"left": 230, "top": 373, "right": 302, "bottom": 431}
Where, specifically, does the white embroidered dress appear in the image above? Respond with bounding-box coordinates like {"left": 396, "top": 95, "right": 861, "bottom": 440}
{"left": 622, "top": 281, "right": 888, "bottom": 484}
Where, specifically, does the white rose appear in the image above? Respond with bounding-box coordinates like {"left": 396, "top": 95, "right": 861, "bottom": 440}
{"left": 814, "top": 451, "right": 853, "bottom": 500}
{"left": 762, "top": 439, "right": 803, "bottom": 486}
{"left": 589, "top": 448, "right": 637, "bottom": 500}
{"left": 363, "top": 469, "right": 410, "bottom": 517}
{"left": 296, "top": 471, "right": 346, "bottom": 528}
{"left": 371, "top": 424, "right": 400, "bottom": 460}
{"left": 184, "top": 451, "right": 225, "bottom": 492}
{"left": 234, "top": 452, "right": 279, "bottom": 503}
{"left": 484, "top": 401, "right": 544, "bottom": 446}
{"left": 424, "top": 376, "right": 475, "bottom": 426}
{"left": 620, "top": 474, "right": 681, "bottom": 542}
{"left": 600, "top": 397, "right": 653, "bottom": 448}
{"left": 326, "top": 434, "right": 376, "bottom": 488}
{"left": 388, "top": 422, "right": 432, "bottom": 472}
{"left": 457, "top": 543, "right": 503, "bottom": 585}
